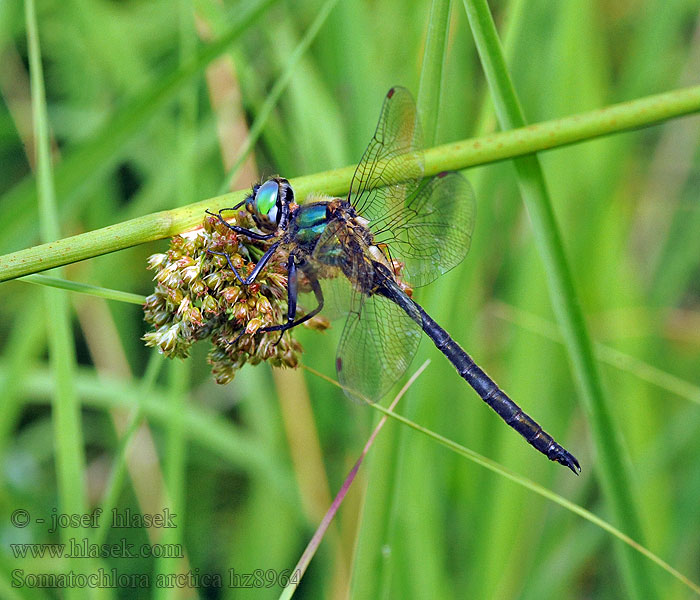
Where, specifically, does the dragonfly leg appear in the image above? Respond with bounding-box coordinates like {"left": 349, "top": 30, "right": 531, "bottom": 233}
{"left": 259, "top": 265, "right": 324, "bottom": 339}
{"left": 205, "top": 208, "right": 276, "bottom": 241}
{"left": 218, "top": 328, "right": 248, "bottom": 349}
{"left": 272, "top": 255, "right": 299, "bottom": 344}
{"left": 208, "top": 241, "right": 280, "bottom": 286}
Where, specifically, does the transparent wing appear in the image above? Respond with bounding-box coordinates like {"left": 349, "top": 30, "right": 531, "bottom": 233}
{"left": 312, "top": 218, "right": 374, "bottom": 302}
{"left": 336, "top": 292, "right": 422, "bottom": 403}
{"left": 312, "top": 217, "right": 423, "bottom": 402}
{"left": 350, "top": 87, "right": 476, "bottom": 288}
{"left": 372, "top": 171, "right": 476, "bottom": 287}
{"left": 297, "top": 275, "right": 351, "bottom": 322}
{"left": 349, "top": 86, "right": 424, "bottom": 226}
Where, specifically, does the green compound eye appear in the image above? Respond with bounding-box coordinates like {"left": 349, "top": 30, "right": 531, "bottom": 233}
{"left": 255, "top": 180, "right": 278, "bottom": 216}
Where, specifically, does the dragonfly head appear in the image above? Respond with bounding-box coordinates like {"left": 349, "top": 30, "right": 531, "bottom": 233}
{"left": 242, "top": 177, "right": 294, "bottom": 232}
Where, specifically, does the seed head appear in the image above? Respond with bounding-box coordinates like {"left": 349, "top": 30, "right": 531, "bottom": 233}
{"left": 143, "top": 210, "right": 327, "bottom": 383}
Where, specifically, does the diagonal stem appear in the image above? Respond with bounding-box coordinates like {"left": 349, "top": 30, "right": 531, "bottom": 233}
{"left": 1, "top": 84, "right": 700, "bottom": 284}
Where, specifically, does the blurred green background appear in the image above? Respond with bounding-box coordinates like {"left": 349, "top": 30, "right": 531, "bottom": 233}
{"left": 1, "top": 0, "right": 699, "bottom": 598}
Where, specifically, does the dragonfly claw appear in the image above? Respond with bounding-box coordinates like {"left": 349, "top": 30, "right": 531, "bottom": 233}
{"left": 556, "top": 450, "right": 581, "bottom": 475}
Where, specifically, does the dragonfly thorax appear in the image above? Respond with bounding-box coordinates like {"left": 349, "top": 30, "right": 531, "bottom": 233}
{"left": 325, "top": 198, "right": 379, "bottom": 252}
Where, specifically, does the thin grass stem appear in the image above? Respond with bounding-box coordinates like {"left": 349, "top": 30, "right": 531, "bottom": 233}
{"left": 1, "top": 83, "right": 699, "bottom": 283}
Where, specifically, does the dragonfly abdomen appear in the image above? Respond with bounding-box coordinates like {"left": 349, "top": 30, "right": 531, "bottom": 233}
{"left": 381, "top": 279, "right": 580, "bottom": 474}
{"left": 460, "top": 359, "right": 576, "bottom": 460}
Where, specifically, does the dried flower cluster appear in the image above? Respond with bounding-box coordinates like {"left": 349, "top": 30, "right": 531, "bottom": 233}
{"left": 143, "top": 211, "right": 328, "bottom": 384}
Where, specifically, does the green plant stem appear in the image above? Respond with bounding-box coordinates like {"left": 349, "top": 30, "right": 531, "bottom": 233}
{"left": 417, "top": 0, "right": 453, "bottom": 146}
{"left": 461, "top": 0, "right": 658, "bottom": 598}
{"left": 6, "top": 355, "right": 699, "bottom": 596}
{"left": 153, "top": 8, "right": 195, "bottom": 593}
{"left": 21, "top": 274, "right": 146, "bottom": 304}
{"left": 25, "top": 2, "right": 87, "bottom": 597}
{"left": 0, "top": 83, "right": 699, "bottom": 284}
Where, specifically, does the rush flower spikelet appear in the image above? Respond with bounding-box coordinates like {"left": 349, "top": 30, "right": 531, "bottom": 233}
{"left": 143, "top": 210, "right": 327, "bottom": 384}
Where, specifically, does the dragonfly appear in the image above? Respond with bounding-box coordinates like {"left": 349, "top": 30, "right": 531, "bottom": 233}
{"left": 207, "top": 87, "right": 580, "bottom": 474}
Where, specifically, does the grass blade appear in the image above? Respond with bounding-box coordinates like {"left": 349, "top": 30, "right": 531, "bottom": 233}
{"left": 368, "top": 402, "right": 700, "bottom": 596}
{"left": 24, "top": 2, "right": 87, "bottom": 597}
{"left": 491, "top": 301, "right": 700, "bottom": 407}
{"left": 461, "top": 0, "right": 659, "bottom": 597}
{"left": 417, "top": 0, "right": 453, "bottom": 146}
{"left": 280, "top": 361, "right": 430, "bottom": 599}
{"left": 21, "top": 274, "right": 146, "bottom": 305}
{"left": 303, "top": 364, "right": 700, "bottom": 595}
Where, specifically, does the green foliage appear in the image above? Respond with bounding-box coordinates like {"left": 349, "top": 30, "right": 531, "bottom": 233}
{"left": 0, "top": 0, "right": 699, "bottom": 598}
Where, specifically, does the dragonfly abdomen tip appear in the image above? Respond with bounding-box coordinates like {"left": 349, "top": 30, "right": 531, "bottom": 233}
{"left": 558, "top": 451, "right": 581, "bottom": 475}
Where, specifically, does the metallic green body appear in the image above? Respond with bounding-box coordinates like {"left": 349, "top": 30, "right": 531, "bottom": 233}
{"left": 293, "top": 203, "right": 329, "bottom": 244}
